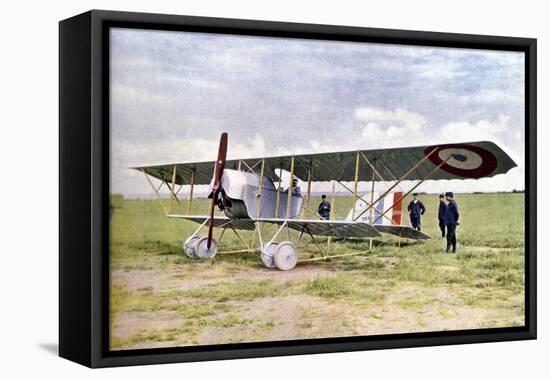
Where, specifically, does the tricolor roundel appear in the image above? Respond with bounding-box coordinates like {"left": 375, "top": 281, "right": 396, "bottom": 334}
{"left": 425, "top": 143, "right": 498, "bottom": 178}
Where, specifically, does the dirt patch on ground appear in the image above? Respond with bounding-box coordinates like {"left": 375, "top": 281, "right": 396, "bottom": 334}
{"left": 235, "top": 264, "right": 338, "bottom": 284}
{"left": 111, "top": 270, "right": 168, "bottom": 291}
{"left": 111, "top": 311, "right": 181, "bottom": 349}
{"left": 351, "top": 286, "right": 498, "bottom": 335}
{"left": 112, "top": 262, "right": 335, "bottom": 292}
{"left": 111, "top": 256, "right": 524, "bottom": 350}
{"left": 199, "top": 295, "right": 338, "bottom": 344}
{"left": 111, "top": 282, "right": 523, "bottom": 350}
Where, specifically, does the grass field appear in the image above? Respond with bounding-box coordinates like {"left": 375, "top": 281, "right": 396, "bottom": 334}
{"left": 109, "top": 192, "right": 525, "bottom": 350}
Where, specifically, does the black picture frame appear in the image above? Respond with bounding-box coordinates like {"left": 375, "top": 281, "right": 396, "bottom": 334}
{"left": 59, "top": 9, "right": 537, "bottom": 368}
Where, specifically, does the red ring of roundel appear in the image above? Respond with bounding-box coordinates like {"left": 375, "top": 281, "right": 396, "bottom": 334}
{"left": 424, "top": 143, "right": 498, "bottom": 178}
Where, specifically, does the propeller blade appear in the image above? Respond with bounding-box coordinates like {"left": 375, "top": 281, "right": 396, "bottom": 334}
{"left": 212, "top": 132, "right": 228, "bottom": 189}
{"left": 208, "top": 132, "right": 228, "bottom": 249}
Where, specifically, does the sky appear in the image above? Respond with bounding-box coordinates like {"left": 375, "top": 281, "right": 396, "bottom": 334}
{"left": 110, "top": 27, "right": 525, "bottom": 198}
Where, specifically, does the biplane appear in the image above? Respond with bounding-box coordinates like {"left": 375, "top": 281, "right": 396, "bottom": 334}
{"left": 133, "top": 133, "right": 516, "bottom": 270}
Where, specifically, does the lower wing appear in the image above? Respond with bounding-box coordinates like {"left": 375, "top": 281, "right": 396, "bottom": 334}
{"left": 373, "top": 224, "right": 430, "bottom": 240}
{"left": 256, "top": 218, "right": 381, "bottom": 238}
{"left": 168, "top": 215, "right": 432, "bottom": 240}
{"left": 167, "top": 215, "right": 256, "bottom": 230}
{"left": 169, "top": 215, "right": 380, "bottom": 238}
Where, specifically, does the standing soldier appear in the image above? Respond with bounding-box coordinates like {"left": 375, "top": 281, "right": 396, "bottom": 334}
{"left": 291, "top": 178, "right": 302, "bottom": 197}
{"left": 444, "top": 192, "right": 460, "bottom": 253}
{"left": 407, "top": 193, "right": 426, "bottom": 231}
{"left": 438, "top": 194, "right": 447, "bottom": 237}
{"left": 317, "top": 194, "right": 331, "bottom": 220}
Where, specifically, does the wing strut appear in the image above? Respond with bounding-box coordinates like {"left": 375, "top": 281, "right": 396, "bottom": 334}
{"left": 353, "top": 147, "right": 439, "bottom": 221}
{"left": 372, "top": 154, "right": 452, "bottom": 224}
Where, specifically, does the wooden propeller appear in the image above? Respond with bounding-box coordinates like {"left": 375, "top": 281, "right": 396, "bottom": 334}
{"left": 207, "top": 132, "right": 228, "bottom": 249}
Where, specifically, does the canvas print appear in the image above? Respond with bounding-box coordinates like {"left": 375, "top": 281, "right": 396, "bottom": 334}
{"left": 109, "top": 27, "right": 525, "bottom": 350}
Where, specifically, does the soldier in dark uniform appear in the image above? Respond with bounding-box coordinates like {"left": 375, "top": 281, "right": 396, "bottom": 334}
{"left": 407, "top": 193, "right": 426, "bottom": 231}
{"left": 291, "top": 178, "right": 302, "bottom": 197}
{"left": 318, "top": 194, "right": 331, "bottom": 220}
{"left": 444, "top": 192, "right": 460, "bottom": 253}
{"left": 283, "top": 178, "right": 302, "bottom": 197}
{"left": 438, "top": 194, "right": 447, "bottom": 237}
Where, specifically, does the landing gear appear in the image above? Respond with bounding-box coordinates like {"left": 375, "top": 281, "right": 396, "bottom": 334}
{"left": 183, "top": 235, "right": 218, "bottom": 259}
{"left": 273, "top": 241, "right": 298, "bottom": 271}
{"left": 260, "top": 242, "right": 278, "bottom": 269}
{"left": 194, "top": 236, "right": 218, "bottom": 259}
{"left": 183, "top": 236, "right": 200, "bottom": 258}
{"left": 259, "top": 222, "right": 299, "bottom": 271}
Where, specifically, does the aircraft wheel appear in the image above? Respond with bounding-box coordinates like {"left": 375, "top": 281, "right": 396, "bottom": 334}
{"left": 274, "top": 241, "right": 298, "bottom": 271}
{"left": 194, "top": 236, "right": 218, "bottom": 259}
{"left": 182, "top": 236, "right": 200, "bottom": 258}
{"left": 260, "top": 242, "right": 278, "bottom": 269}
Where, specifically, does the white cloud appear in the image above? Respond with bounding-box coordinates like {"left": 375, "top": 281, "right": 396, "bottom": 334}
{"left": 356, "top": 107, "right": 426, "bottom": 127}
{"left": 111, "top": 134, "right": 287, "bottom": 196}
{"left": 111, "top": 83, "right": 172, "bottom": 107}
{"left": 109, "top": 29, "right": 525, "bottom": 197}
{"left": 356, "top": 107, "right": 429, "bottom": 147}
{"left": 457, "top": 88, "right": 523, "bottom": 106}
{"left": 112, "top": 104, "right": 524, "bottom": 197}
{"left": 356, "top": 108, "right": 523, "bottom": 193}
{"left": 113, "top": 133, "right": 275, "bottom": 167}
{"left": 299, "top": 107, "right": 524, "bottom": 194}
{"left": 355, "top": 108, "right": 521, "bottom": 160}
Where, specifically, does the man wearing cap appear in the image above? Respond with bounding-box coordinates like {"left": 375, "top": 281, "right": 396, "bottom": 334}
{"left": 318, "top": 194, "right": 331, "bottom": 220}
{"left": 407, "top": 193, "right": 426, "bottom": 231}
{"left": 438, "top": 194, "right": 447, "bottom": 237}
{"left": 444, "top": 192, "right": 460, "bottom": 253}
{"left": 291, "top": 178, "right": 302, "bottom": 197}
{"left": 282, "top": 177, "right": 302, "bottom": 197}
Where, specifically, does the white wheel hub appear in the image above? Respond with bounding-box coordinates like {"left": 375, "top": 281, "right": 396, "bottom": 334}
{"left": 274, "top": 241, "right": 298, "bottom": 271}
{"left": 183, "top": 236, "right": 200, "bottom": 258}
{"left": 194, "top": 236, "right": 218, "bottom": 259}
{"left": 260, "top": 242, "right": 278, "bottom": 268}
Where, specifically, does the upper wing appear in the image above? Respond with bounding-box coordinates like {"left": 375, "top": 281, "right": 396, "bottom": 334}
{"left": 132, "top": 141, "right": 517, "bottom": 185}
{"left": 372, "top": 225, "right": 430, "bottom": 240}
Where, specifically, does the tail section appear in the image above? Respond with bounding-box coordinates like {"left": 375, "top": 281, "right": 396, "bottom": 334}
{"left": 391, "top": 192, "right": 403, "bottom": 225}
{"left": 346, "top": 191, "right": 403, "bottom": 225}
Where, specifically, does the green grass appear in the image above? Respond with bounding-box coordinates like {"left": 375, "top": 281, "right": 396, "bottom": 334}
{"left": 182, "top": 279, "right": 290, "bottom": 302}
{"left": 109, "top": 192, "right": 525, "bottom": 349}
{"left": 111, "top": 285, "right": 235, "bottom": 315}
{"left": 302, "top": 274, "right": 385, "bottom": 302}
{"left": 304, "top": 275, "right": 360, "bottom": 298}
{"left": 110, "top": 192, "right": 524, "bottom": 264}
